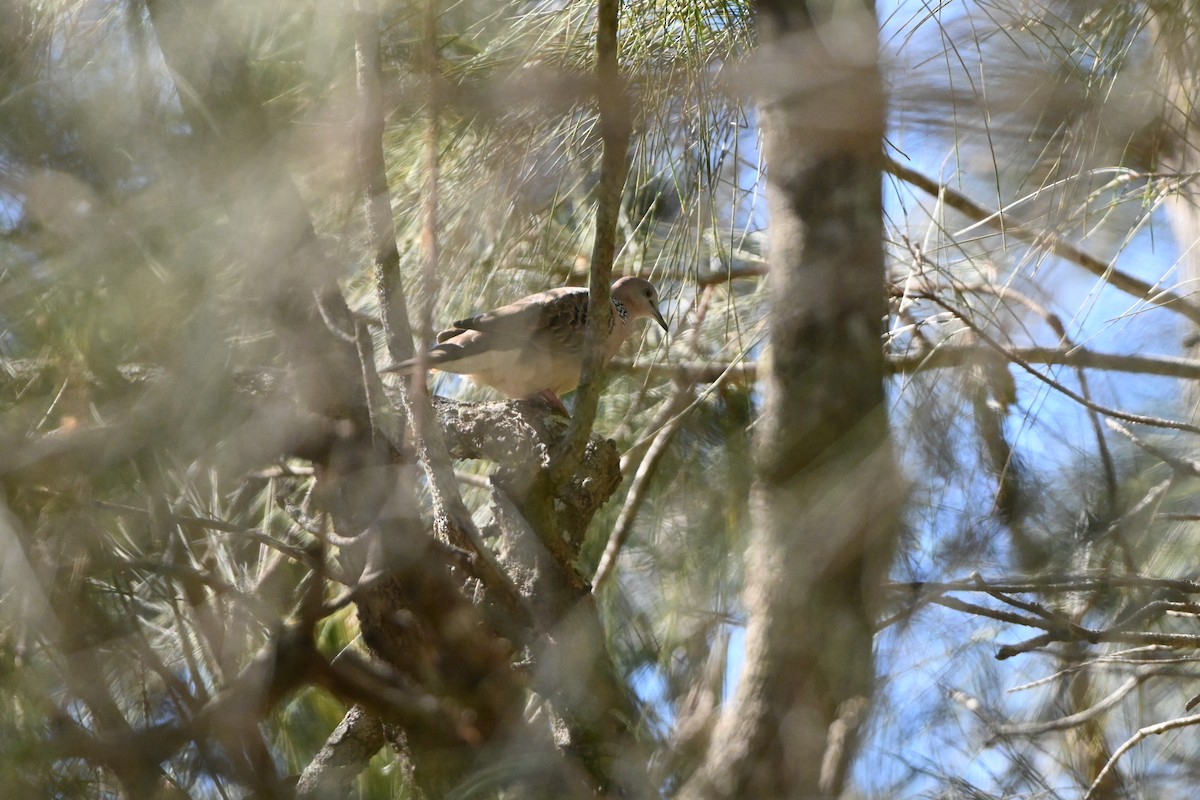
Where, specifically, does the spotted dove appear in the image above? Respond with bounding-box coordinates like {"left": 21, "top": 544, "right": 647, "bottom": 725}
{"left": 385, "top": 276, "right": 668, "bottom": 411}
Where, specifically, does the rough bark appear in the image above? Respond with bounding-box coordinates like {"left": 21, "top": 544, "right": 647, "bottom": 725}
{"left": 295, "top": 706, "right": 385, "bottom": 798}
{"left": 681, "top": 2, "right": 902, "bottom": 798}
{"left": 432, "top": 398, "right": 652, "bottom": 798}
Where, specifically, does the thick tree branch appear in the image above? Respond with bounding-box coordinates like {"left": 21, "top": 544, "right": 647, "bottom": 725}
{"left": 354, "top": 0, "right": 416, "bottom": 363}
{"left": 294, "top": 706, "right": 385, "bottom": 798}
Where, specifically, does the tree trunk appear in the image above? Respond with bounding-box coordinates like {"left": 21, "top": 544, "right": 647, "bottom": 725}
{"left": 682, "top": 2, "right": 901, "bottom": 797}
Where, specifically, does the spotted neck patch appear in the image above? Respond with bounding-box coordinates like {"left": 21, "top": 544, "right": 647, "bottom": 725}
{"left": 612, "top": 297, "right": 628, "bottom": 324}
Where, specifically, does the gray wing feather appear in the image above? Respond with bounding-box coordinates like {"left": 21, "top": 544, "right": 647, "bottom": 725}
{"left": 439, "top": 287, "right": 590, "bottom": 353}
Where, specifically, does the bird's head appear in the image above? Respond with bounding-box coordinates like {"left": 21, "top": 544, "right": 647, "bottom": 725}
{"left": 612, "top": 276, "right": 669, "bottom": 332}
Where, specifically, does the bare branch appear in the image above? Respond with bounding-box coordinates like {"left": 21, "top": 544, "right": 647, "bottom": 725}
{"left": 891, "top": 574, "right": 1200, "bottom": 656}
{"left": 1107, "top": 419, "right": 1200, "bottom": 477}
{"left": 916, "top": 290, "right": 1200, "bottom": 435}
{"left": 592, "top": 388, "right": 690, "bottom": 591}
{"left": 1084, "top": 712, "right": 1200, "bottom": 800}
{"left": 352, "top": 0, "right": 526, "bottom": 623}
{"left": 887, "top": 156, "right": 1200, "bottom": 328}
{"left": 991, "top": 673, "right": 1147, "bottom": 739}
{"left": 554, "top": 0, "right": 631, "bottom": 480}
{"left": 890, "top": 344, "right": 1200, "bottom": 381}
{"left": 891, "top": 574, "right": 1200, "bottom": 597}
{"left": 619, "top": 345, "right": 1200, "bottom": 388}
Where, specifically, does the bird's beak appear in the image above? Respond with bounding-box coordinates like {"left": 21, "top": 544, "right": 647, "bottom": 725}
{"left": 652, "top": 306, "right": 668, "bottom": 333}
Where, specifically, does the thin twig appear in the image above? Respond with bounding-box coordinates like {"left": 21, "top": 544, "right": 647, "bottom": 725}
{"left": 620, "top": 345, "right": 1200, "bottom": 386}
{"left": 352, "top": 0, "right": 530, "bottom": 624}
{"left": 970, "top": 573, "right": 1094, "bottom": 640}
{"left": 889, "top": 573, "right": 1200, "bottom": 655}
{"left": 991, "top": 673, "right": 1146, "bottom": 738}
{"left": 932, "top": 266, "right": 1118, "bottom": 505}
{"left": 34, "top": 490, "right": 317, "bottom": 566}
{"left": 890, "top": 344, "right": 1200, "bottom": 381}
{"left": 887, "top": 156, "right": 1200, "bottom": 328}
{"left": 553, "top": 0, "right": 631, "bottom": 481}
{"left": 1007, "top": 647, "right": 1186, "bottom": 691}
{"left": 1107, "top": 419, "right": 1200, "bottom": 477}
{"left": 890, "top": 573, "right": 1200, "bottom": 596}
{"left": 919, "top": 291, "right": 1200, "bottom": 435}
{"left": 1084, "top": 712, "right": 1200, "bottom": 800}
{"left": 592, "top": 389, "right": 690, "bottom": 591}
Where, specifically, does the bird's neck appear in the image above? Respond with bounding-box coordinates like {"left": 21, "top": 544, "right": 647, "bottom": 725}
{"left": 604, "top": 300, "right": 633, "bottom": 359}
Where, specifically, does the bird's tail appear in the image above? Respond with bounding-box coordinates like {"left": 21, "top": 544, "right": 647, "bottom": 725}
{"left": 379, "top": 357, "right": 418, "bottom": 374}
{"left": 381, "top": 348, "right": 456, "bottom": 374}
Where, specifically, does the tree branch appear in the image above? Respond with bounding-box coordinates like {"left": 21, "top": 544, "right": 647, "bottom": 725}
{"left": 1084, "top": 712, "right": 1200, "bottom": 800}
{"left": 352, "top": 0, "right": 525, "bottom": 622}
{"left": 888, "top": 573, "right": 1200, "bottom": 657}
{"left": 890, "top": 573, "right": 1200, "bottom": 598}
{"left": 354, "top": 0, "right": 416, "bottom": 363}
{"left": 591, "top": 388, "right": 690, "bottom": 591}
{"left": 917, "top": 290, "right": 1200, "bottom": 435}
{"left": 890, "top": 344, "right": 1200, "bottom": 381}
{"left": 988, "top": 671, "right": 1147, "bottom": 743}
{"left": 554, "top": 0, "right": 631, "bottom": 479}
{"left": 294, "top": 706, "right": 385, "bottom": 798}
{"left": 887, "top": 156, "right": 1200, "bottom": 328}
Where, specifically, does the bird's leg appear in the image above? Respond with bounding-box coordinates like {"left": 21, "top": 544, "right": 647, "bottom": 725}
{"left": 526, "top": 389, "right": 570, "bottom": 417}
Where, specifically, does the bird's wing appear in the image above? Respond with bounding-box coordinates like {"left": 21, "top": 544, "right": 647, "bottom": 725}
{"left": 438, "top": 287, "right": 590, "bottom": 354}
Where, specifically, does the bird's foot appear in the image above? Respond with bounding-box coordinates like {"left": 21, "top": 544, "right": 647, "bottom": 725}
{"left": 525, "top": 389, "right": 570, "bottom": 417}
